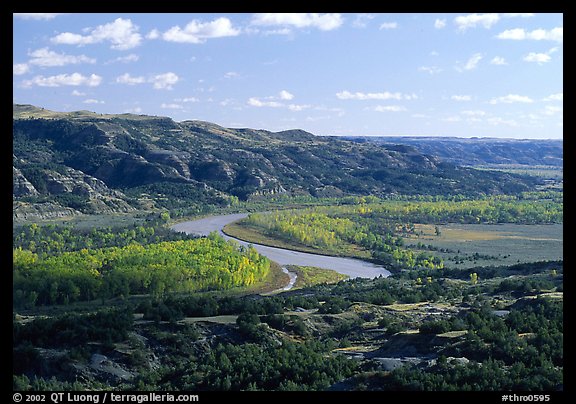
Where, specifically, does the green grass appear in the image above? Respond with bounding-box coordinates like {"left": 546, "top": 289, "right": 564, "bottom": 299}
{"left": 407, "top": 223, "right": 563, "bottom": 269}
{"left": 286, "top": 265, "right": 349, "bottom": 289}
{"left": 223, "top": 221, "right": 371, "bottom": 259}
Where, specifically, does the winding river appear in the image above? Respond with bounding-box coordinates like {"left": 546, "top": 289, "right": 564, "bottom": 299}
{"left": 170, "top": 213, "right": 391, "bottom": 287}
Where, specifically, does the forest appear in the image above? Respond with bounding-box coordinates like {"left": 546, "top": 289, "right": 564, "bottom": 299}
{"left": 12, "top": 191, "right": 563, "bottom": 392}
{"left": 232, "top": 193, "right": 562, "bottom": 270}
{"left": 13, "top": 228, "right": 270, "bottom": 307}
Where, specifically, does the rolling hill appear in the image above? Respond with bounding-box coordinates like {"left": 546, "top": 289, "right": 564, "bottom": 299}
{"left": 13, "top": 104, "right": 542, "bottom": 221}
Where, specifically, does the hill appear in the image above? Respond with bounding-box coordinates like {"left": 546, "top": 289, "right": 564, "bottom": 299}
{"left": 13, "top": 104, "right": 541, "bottom": 221}
{"left": 343, "top": 136, "right": 563, "bottom": 167}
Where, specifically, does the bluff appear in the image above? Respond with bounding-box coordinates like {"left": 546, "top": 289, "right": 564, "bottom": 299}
{"left": 13, "top": 104, "right": 540, "bottom": 220}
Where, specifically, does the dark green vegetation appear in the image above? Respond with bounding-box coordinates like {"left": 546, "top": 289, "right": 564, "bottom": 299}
{"left": 346, "top": 136, "right": 563, "bottom": 168}
{"left": 14, "top": 104, "right": 542, "bottom": 222}
{"left": 13, "top": 255, "right": 563, "bottom": 391}
{"left": 13, "top": 224, "right": 270, "bottom": 308}
{"left": 13, "top": 105, "right": 563, "bottom": 392}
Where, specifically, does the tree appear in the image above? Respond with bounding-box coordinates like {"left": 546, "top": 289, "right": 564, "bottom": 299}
{"left": 470, "top": 272, "right": 479, "bottom": 285}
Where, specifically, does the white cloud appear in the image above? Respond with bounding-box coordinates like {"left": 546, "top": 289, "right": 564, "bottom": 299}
{"left": 279, "top": 90, "right": 294, "bottom": 100}
{"left": 247, "top": 92, "right": 308, "bottom": 111}
{"left": 489, "top": 94, "right": 534, "bottom": 104}
{"left": 13, "top": 63, "right": 29, "bottom": 75}
{"left": 161, "top": 103, "right": 184, "bottom": 109}
{"left": 247, "top": 98, "right": 282, "bottom": 108}
{"left": 379, "top": 22, "right": 398, "bottom": 30}
{"left": 487, "top": 117, "right": 518, "bottom": 127}
{"left": 442, "top": 116, "right": 462, "bottom": 122}
{"left": 461, "top": 110, "right": 486, "bottom": 116}
{"left": 176, "top": 97, "right": 199, "bottom": 103}
{"left": 543, "top": 93, "right": 563, "bottom": 102}
{"left": 352, "top": 14, "right": 375, "bottom": 28}
{"left": 451, "top": 95, "right": 472, "bottom": 101}
{"left": 116, "top": 73, "right": 146, "bottom": 85}
{"left": 434, "top": 19, "right": 446, "bottom": 29}
{"left": 146, "top": 29, "right": 160, "bottom": 40}
{"left": 223, "top": 71, "right": 240, "bottom": 79}
{"left": 251, "top": 13, "right": 343, "bottom": 31}
{"left": 418, "top": 66, "right": 442, "bottom": 75}
{"left": 496, "top": 27, "right": 563, "bottom": 42}
{"left": 51, "top": 18, "right": 142, "bottom": 50}
{"left": 463, "top": 53, "right": 483, "bottom": 70}
{"left": 503, "top": 13, "right": 535, "bottom": 18}
{"left": 543, "top": 105, "right": 562, "bottom": 116}
{"left": 108, "top": 54, "right": 139, "bottom": 64}
{"left": 22, "top": 73, "right": 102, "bottom": 88}
{"left": 151, "top": 72, "right": 179, "bottom": 90}
{"left": 490, "top": 56, "right": 508, "bottom": 65}
{"left": 454, "top": 13, "right": 499, "bottom": 31}
{"left": 83, "top": 99, "right": 104, "bottom": 104}
{"left": 523, "top": 47, "right": 558, "bottom": 64}
{"left": 336, "top": 90, "right": 414, "bottom": 101}
{"left": 71, "top": 90, "right": 86, "bottom": 96}
{"left": 162, "top": 17, "right": 240, "bottom": 43}
{"left": 287, "top": 104, "right": 310, "bottom": 111}
{"left": 13, "top": 13, "right": 63, "bottom": 20}
{"left": 28, "top": 47, "right": 95, "bottom": 67}
{"left": 523, "top": 52, "right": 551, "bottom": 64}
{"left": 373, "top": 105, "right": 407, "bottom": 112}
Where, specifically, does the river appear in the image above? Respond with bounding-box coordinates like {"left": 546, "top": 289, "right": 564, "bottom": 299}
{"left": 170, "top": 213, "right": 391, "bottom": 282}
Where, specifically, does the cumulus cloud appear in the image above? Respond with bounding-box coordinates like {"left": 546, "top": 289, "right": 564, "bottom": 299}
{"left": 489, "top": 94, "right": 534, "bottom": 104}
{"left": 279, "top": 90, "right": 294, "bottom": 100}
{"left": 434, "top": 18, "right": 446, "bottom": 29}
{"left": 490, "top": 56, "right": 508, "bottom": 65}
{"left": 543, "top": 93, "right": 563, "bottom": 102}
{"left": 247, "top": 98, "right": 282, "bottom": 108}
{"left": 83, "top": 99, "right": 104, "bottom": 104}
{"left": 161, "top": 17, "right": 240, "bottom": 43}
{"left": 160, "top": 103, "right": 184, "bottom": 109}
{"left": 352, "top": 14, "right": 375, "bottom": 28}
{"left": 116, "top": 73, "right": 146, "bottom": 85}
{"left": 28, "top": 47, "right": 96, "bottom": 67}
{"left": 372, "top": 105, "right": 407, "bottom": 112}
{"left": 523, "top": 52, "right": 551, "bottom": 64}
{"left": 107, "top": 54, "right": 139, "bottom": 64}
{"left": 336, "top": 90, "right": 416, "bottom": 101}
{"left": 418, "top": 66, "right": 442, "bottom": 75}
{"left": 461, "top": 110, "right": 486, "bottom": 116}
{"left": 463, "top": 53, "right": 483, "bottom": 70}
{"left": 496, "top": 27, "right": 563, "bottom": 42}
{"left": 51, "top": 18, "right": 142, "bottom": 50}
{"left": 223, "top": 71, "right": 240, "bottom": 79}
{"left": 454, "top": 13, "right": 500, "bottom": 31}
{"left": 150, "top": 72, "right": 179, "bottom": 90}
{"left": 251, "top": 13, "right": 343, "bottom": 31}
{"left": 116, "top": 72, "right": 179, "bottom": 89}
{"left": 379, "top": 22, "right": 398, "bottom": 30}
{"left": 451, "top": 95, "right": 472, "bottom": 101}
{"left": 13, "top": 63, "right": 29, "bottom": 75}
{"left": 247, "top": 91, "right": 308, "bottom": 111}
{"left": 22, "top": 73, "right": 102, "bottom": 88}
{"left": 523, "top": 47, "right": 558, "bottom": 64}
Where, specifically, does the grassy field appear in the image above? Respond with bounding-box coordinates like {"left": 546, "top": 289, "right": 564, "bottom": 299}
{"left": 407, "top": 223, "right": 563, "bottom": 269}
{"left": 286, "top": 265, "right": 349, "bottom": 289}
{"left": 223, "top": 221, "right": 371, "bottom": 259}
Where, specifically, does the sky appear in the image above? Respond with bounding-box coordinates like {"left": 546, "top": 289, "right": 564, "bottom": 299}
{"left": 13, "top": 13, "right": 563, "bottom": 139}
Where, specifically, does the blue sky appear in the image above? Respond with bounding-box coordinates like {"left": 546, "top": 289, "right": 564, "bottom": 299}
{"left": 13, "top": 13, "right": 563, "bottom": 139}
